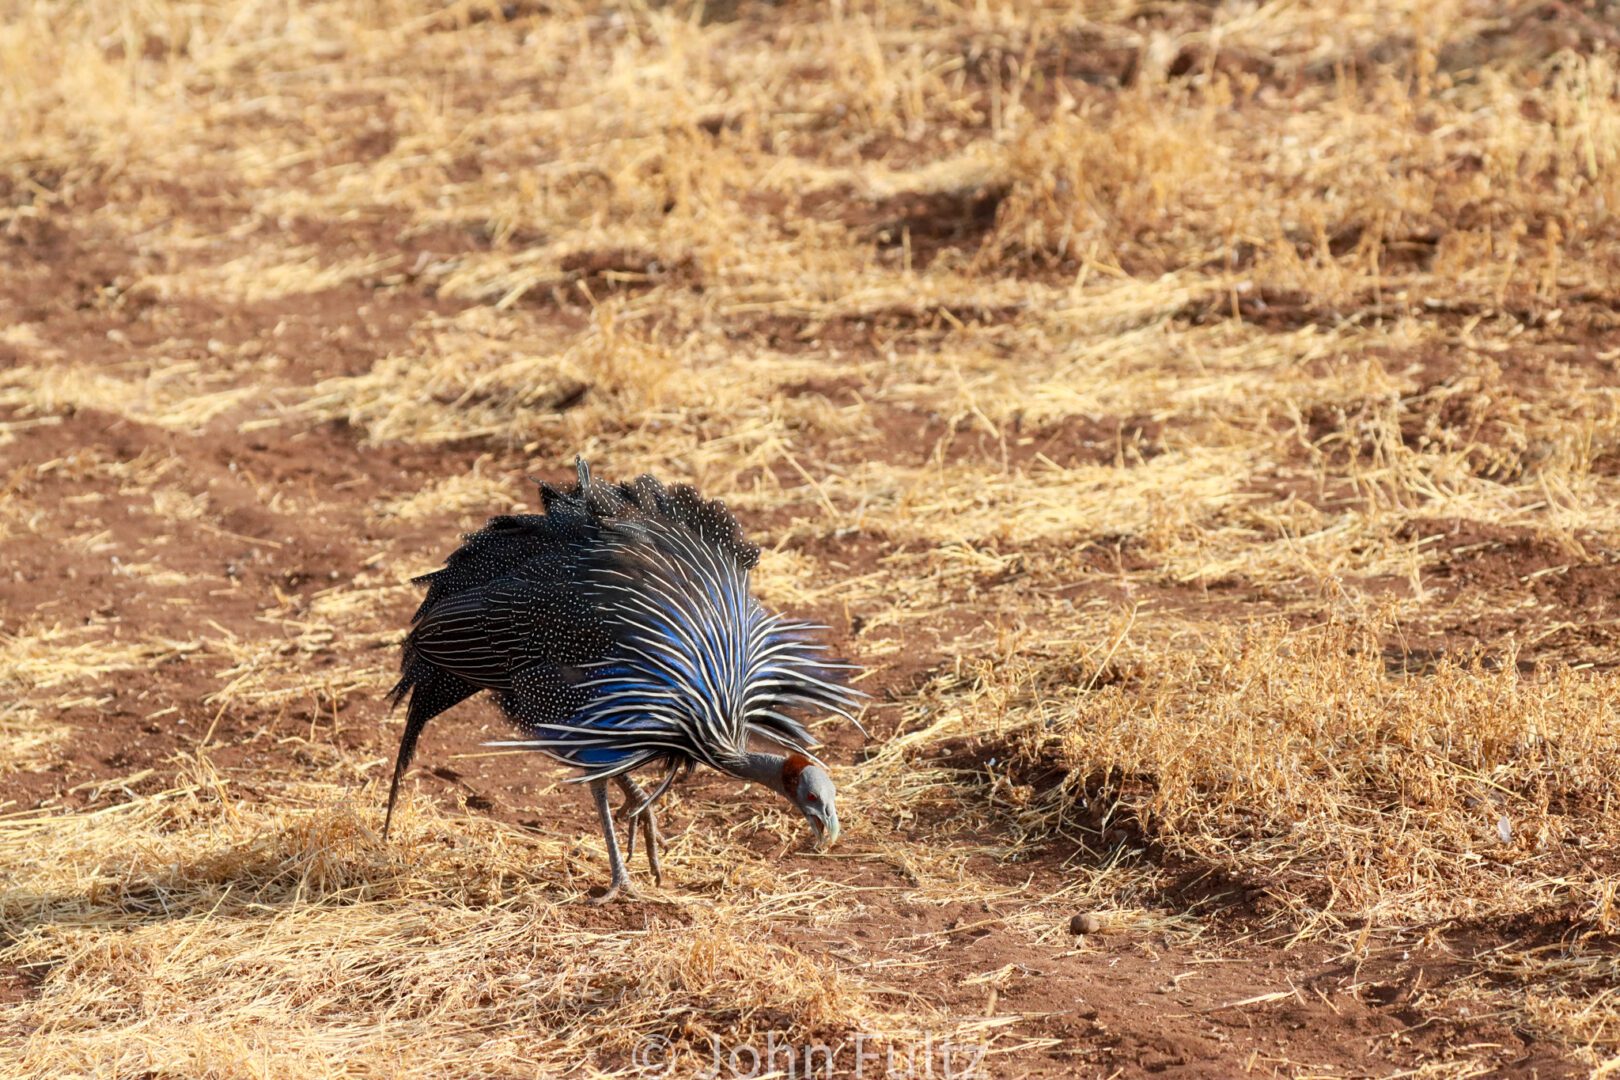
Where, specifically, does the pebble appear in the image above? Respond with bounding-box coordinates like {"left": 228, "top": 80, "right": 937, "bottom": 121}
{"left": 1070, "top": 912, "right": 1102, "bottom": 936}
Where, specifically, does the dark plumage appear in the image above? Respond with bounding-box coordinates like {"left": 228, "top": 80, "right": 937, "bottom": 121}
{"left": 386, "top": 457, "right": 863, "bottom": 900}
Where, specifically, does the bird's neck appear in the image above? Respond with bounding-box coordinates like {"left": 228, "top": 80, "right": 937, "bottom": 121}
{"left": 732, "top": 749, "right": 815, "bottom": 796}
{"left": 733, "top": 750, "right": 788, "bottom": 795}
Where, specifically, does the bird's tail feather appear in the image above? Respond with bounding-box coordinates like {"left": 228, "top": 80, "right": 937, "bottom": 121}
{"left": 384, "top": 661, "right": 478, "bottom": 838}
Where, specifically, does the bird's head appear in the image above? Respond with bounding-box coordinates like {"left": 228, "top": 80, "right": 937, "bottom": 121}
{"left": 779, "top": 752, "right": 840, "bottom": 848}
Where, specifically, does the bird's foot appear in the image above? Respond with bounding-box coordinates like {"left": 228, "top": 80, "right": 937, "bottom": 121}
{"left": 587, "top": 876, "right": 638, "bottom": 905}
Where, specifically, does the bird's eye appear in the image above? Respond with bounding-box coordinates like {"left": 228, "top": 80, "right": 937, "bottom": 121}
{"left": 806, "top": 792, "right": 819, "bottom": 804}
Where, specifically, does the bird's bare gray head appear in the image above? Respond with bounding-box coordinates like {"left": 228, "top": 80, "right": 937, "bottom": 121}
{"left": 779, "top": 752, "right": 840, "bottom": 847}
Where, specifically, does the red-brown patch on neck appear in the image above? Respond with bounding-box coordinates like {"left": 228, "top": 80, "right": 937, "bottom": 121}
{"left": 779, "top": 752, "right": 814, "bottom": 793}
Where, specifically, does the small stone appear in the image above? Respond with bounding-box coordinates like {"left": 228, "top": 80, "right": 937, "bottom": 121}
{"left": 1070, "top": 912, "right": 1102, "bottom": 936}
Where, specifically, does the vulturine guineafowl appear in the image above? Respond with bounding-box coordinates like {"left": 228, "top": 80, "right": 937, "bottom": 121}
{"left": 385, "top": 458, "right": 864, "bottom": 901}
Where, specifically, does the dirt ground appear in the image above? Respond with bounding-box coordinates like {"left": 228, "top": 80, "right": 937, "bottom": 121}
{"left": 5, "top": 2, "right": 1620, "bottom": 1077}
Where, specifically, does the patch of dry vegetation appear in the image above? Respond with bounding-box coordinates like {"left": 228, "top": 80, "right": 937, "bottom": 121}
{"left": 6, "top": 0, "right": 1620, "bottom": 1075}
{"left": 4, "top": 777, "right": 973, "bottom": 1078}
{"left": 986, "top": 616, "right": 1620, "bottom": 924}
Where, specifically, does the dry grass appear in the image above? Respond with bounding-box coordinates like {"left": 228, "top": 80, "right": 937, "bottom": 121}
{"left": 4, "top": 779, "right": 968, "bottom": 1078}
{"left": 6, "top": 0, "right": 1620, "bottom": 1075}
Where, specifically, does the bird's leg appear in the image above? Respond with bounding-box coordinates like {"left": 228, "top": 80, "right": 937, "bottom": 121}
{"left": 620, "top": 780, "right": 638, "bottom": 865}
{"left": 615, "top": 774, "right": 664, "bottom": 886}
{"left": 588, "top": 778, "right": 636, "bottom": 904}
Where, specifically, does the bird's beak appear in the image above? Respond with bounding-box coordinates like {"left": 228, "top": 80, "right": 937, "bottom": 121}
{"left": 807, "top": 807, "right": 841, "bottom": 849}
